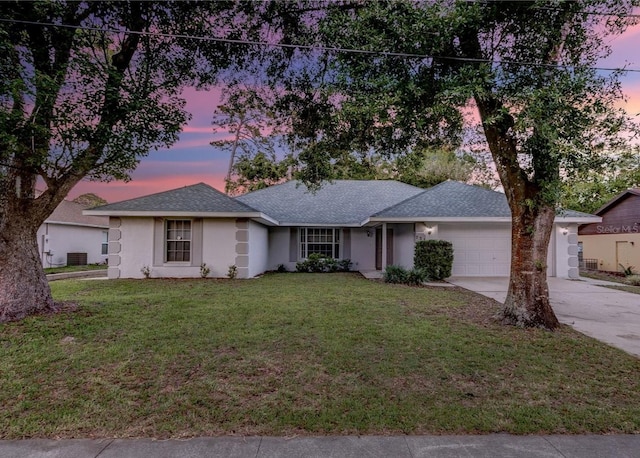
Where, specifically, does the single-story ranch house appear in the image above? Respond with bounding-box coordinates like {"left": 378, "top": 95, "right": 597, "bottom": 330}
{"left": 84, "top": 180, "right": 600, "bottom": 280}
{"left": 579, "top": 188, "right": 640, "bottom": 272}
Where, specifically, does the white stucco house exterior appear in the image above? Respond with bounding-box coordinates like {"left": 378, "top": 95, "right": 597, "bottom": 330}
{"left": 84, "top": 180, "right": 600, "bottom": 280}
{"left": 38, "top": 199, "right": 109, "bottom": 267}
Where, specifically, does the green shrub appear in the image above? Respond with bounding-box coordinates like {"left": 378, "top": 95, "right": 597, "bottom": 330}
{"left": 624, "top": 275, "right": 640, "bottom": 286}
{"left": 406, "top": 267, "right": 429, "bottom": 286}
{"left": 338, "top": 259, "right": 352, "bottom": 272}
{"left": 414, "top": 240, "right": 454, "bottom": 280}
{"left": 619, "top": 264, "right": 635, "bottom": 276}
{"left": 227, "top": 265, "right": 237, "bottom": 279}
{"left": 200, "top": 263, "right": 211, "bottom": 278}
{"left": 296, "top": 254, "right": 352, "bottom": 273}
{"left": 324, "top": 257, "right": 339, "bottom": 272}
{"left": 383, "top": 265, "right": 409, "bottom": 284}
{"left": 384, "top": 265, "right": 429, "bottom": 286}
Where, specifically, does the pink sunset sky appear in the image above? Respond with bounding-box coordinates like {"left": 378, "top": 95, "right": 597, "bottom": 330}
{"left": 68, "top": 22, "right": 640, "bottom": 203}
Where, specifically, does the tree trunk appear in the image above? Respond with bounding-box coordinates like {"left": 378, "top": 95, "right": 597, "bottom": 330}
{"left": 500, "top": 204, "right": 560, "bottom": 330}
{"left": 474, "top": 96, "right": 561, "bottom": 330}
{"left": 0, "top": 209, "right": 56, "bottom": 322}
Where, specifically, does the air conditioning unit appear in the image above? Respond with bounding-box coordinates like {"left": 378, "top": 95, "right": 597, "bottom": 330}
{"left": 67, "top": 252, "right": 88, "bottom": 266}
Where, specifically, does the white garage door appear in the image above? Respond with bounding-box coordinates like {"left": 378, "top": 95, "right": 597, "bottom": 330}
{"left": 439, "top": 224, "right": 511, "bottom": 276}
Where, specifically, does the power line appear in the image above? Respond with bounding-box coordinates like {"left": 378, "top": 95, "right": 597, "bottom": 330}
{"left": 0, "top": 17, "right": 639, "bottom": 73}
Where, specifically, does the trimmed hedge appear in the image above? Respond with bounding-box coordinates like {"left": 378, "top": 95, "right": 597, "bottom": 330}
{"left": 296, "top": 253, "right": 352, "bottom": 273}
{"left": 414, "top": 240, "right": 453, "bottom": 280}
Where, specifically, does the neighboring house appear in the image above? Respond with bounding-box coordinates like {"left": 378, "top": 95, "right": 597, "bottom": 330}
{"left": 38, "top": 199, "right": 109, "bottom": 267}
{"left": 85, "top": 180, "right": 600, "bottom": 280}
{"left": 578, "top": 188, "right": 640, "bottom": 273}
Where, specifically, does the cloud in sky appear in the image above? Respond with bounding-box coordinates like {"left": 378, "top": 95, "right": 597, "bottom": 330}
{"left": 69, "top": 159, "right": 228, "bottom": 202}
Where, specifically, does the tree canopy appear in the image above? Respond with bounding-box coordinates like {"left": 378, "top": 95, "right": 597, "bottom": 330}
{"left": 0, "top": 1, "right": 258, "bottom": 321}
{"left": 250, "top": 0, "right": 639, "bottom": 328}
{"left": 72, "top": 193, "right": 108, "bottom": 208}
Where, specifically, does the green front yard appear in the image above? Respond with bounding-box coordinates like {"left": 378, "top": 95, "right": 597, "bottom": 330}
{"left": 44, "top": 264, "right": 108, "bottom": 275}
{"left": 1, "top": 273, "right": 639, "bottom": 438}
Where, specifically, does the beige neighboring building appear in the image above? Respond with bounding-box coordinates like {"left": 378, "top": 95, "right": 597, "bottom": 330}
{"left": 37, "top": 200, "right": 109, "bottom": 267}
{"left": 579, "top": 189, "right": 640, "bottom": 273}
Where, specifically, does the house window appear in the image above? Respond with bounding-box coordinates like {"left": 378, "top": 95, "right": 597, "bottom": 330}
{"left": 300, "top": 228, "right": 340, "bottom": 259}
{"left": 101, "top": 231, "right": 108, "bottom": 255}
{"left": 166, "top": 220, "right": 191, "bottom": 262}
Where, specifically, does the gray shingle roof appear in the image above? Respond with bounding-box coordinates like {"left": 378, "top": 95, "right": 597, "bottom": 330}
{"left": 88, "top": 183, "right": 258, "bottom": 214}
{"left": 374, "top": 181, "right": 511, "bottom": 218}
{"left": 373, "top": 180, "right": 597, "bottom": 219}
{"left": 47, "top": 200, "right": 109, "bottom": 227}
{"left": 236, "top": 180, "right": 424, "bottom": 225}
{"left": 87, "top": 180, "right": 596, "bottom": 223}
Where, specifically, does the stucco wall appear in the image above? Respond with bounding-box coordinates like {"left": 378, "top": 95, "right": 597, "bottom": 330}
{"left": 247, "top": 220, "right": 269, "bottom": 277}
{"left": 111, "top": 217, "right": 154, "bottom": 278}
{"left": 268, "top": 227, "right": 293, "bottom": 271}
{"left": 579, "top": 232, "right": 640, "bottom": 273}
{"left": 553, "top": 223, "right": 579, "bottom": 279}
{"left": 350, "top": 228, "right": 376, "bottom": 271}
{"left": 111, "top": 217, "right": 247, "bottom": 279}
{"left": 37, "top": 223, "right": 108, "bottom": 267}
{"left": 390, "top": 223, "right": 415, "bottom": 269}
{"left": 202, "top": 219, "right": 239, "bottom": 278}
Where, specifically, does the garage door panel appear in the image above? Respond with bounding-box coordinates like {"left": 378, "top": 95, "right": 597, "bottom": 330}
{"left": 440, "top": 224, "right": 511, "bottom": 277}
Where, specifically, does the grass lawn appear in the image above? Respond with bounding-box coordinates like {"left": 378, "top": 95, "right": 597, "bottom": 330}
{"left": 44, "top": 264, "right": 108, "bottom": 275}
{"left": 581, "top": 270, "right": 640, "bottom": 295}
{"left": 1, "top": 273, "right": 639, "bottom": 438}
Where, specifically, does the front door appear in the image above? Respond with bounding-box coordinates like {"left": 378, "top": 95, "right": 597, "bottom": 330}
{"left": 375, "top": 227, "right": 394, "bottom": 270}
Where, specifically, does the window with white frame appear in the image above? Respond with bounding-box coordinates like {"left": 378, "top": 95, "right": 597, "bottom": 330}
{"left": 166, "top": 220, "right": 191, "bottom": 262}
{"left": 101, "top": 231, "right": 108, "bottom": 255}
{"left": 300, "top": 228, "right": 340, "bottom": 259}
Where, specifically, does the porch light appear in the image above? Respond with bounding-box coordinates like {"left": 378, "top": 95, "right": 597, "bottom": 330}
{"left": 425, "top": 226, "right": 433, "bottom": 235}
{"left": 560, "top": 227, "right": 569, "bottom": 236}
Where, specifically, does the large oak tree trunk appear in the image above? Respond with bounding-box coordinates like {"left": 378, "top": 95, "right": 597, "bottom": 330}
{"left": 0, "top": 207, "right": 56, "bottom": 322}
{"left": 501, "top": 204, "right": 559, "bottom": 330}
{"left": 475, "top": 96, "right": 561, "bottom": 330}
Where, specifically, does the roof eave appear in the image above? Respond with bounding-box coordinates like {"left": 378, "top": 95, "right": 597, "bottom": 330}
{"left": 368, "top": 216, "right": 513, "bottom": 223}
{"left": 556, "top": 216, "right": 602, "bottom": 224}
{"left": 369, "top": 215, "right": 602, "bottom": 224}
{"left": 277, "top": 222, "right": 364, "bottom": 227}
{"left": 43, "top": 220, "right": 109, "bottom": 229}
{"left": 83, "top": 210, "right": 277, "bottom": 224}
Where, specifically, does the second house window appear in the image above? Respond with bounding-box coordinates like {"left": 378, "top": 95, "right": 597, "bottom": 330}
{"left": 300, "top": 228, "right": 340, "bottom": 259}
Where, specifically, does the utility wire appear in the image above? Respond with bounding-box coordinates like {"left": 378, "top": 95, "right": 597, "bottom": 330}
{"left": 0, "top": 17, "right": 639, "bottom": 73}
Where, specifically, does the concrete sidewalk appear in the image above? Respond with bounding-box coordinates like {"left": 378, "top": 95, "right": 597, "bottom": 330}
{"left": 2, "top": 434, "right": 640, "bottom": 458}
{"left": 448, "top": 276, "right": 640, "bottom": 357}
{"left": 46, "top": 269, "right": 108, "bottom": 281}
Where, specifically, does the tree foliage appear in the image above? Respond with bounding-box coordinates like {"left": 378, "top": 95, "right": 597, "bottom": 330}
{"left": 560, "top": 148, "right": 640, "bottom": 213}
{"left": 72, "top": 193, "right": 108, "bottom": 208}
{"left": 211, "top": 83, "right": 296, "bottom": 195}
{"left": 256, "top": 0, "right": 639, "bottom": 328}
{"left": 0, "top": 1, "right": 256, "bottom": 321}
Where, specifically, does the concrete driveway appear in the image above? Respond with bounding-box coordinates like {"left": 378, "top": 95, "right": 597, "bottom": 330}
{"left": 448, "top": 277, "right": 640, "bottom": 358}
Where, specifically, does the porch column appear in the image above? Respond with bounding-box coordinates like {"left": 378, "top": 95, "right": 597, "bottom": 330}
{"left": 381, "top": 222, "right": 387, "bottom": 270}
